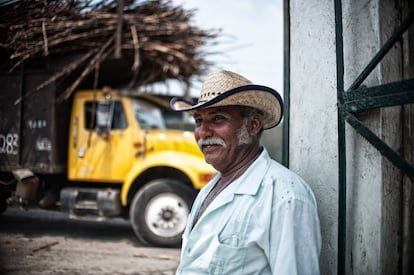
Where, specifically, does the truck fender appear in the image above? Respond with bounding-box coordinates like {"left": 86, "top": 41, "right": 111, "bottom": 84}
{"left": 120, "top": 151, "right": 214, "bottom": 206}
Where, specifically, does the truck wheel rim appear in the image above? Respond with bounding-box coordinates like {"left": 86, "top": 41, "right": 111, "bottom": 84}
{"left": 145, "top": 193, "right": 189, "bottom": 238}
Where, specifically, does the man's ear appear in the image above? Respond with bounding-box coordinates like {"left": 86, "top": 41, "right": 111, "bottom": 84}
{"left": 249, "top": 114, "right": 263, "bottom": 136}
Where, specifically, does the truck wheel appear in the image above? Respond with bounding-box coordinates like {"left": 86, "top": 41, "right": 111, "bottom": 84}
{"left": 130, "top": 178, "right": 196, "bottom": 247}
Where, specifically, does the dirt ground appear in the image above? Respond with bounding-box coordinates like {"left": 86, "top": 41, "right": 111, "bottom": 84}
{"left": 0, "top": 208, "right": 181, "bottom": 275}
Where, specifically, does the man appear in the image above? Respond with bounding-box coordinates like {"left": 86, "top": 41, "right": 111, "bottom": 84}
{"left": 170, "top": 70, "right": 321, "bottom": 274}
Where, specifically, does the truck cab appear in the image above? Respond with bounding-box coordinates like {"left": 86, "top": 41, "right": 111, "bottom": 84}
{"left": 0, "top": 82, "right": 215, "bottom": 247}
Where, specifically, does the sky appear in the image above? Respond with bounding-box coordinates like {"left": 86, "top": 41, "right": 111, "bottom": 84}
{"left": 159, "top": 0, "right": 284, "bottom": 97}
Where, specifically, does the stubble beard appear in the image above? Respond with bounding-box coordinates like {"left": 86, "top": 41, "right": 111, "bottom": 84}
{"left": 236, "top": 119, "right": 252, "bottom": 146}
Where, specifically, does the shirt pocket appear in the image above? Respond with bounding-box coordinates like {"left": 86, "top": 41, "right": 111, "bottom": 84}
{"left": 208, "top": 234, "right": 247, "bottom": 275}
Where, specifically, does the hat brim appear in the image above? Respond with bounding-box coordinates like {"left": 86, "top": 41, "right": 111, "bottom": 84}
{"left": 170, "top": 85, "right": 283, "bottom": 129}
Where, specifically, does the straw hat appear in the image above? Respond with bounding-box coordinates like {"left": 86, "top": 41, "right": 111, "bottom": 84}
{"left": 170, "top": 70, "right": 283, "bottom": 129}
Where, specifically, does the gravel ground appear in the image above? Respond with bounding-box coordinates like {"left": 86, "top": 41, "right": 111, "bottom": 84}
{"left": 0, "top": 208, "right": 181, "bottom": 275}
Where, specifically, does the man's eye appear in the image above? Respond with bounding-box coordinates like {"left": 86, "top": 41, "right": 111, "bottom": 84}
{"left": 213, "top": 116, "right": 225, "bottom": 122}
{"left": 194, "top": 118, "right": 202, "bottom": 126}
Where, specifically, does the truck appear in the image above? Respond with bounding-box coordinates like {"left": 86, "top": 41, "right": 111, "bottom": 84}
{"left": 0, "top": 71, "right": 216, "bottom": 247}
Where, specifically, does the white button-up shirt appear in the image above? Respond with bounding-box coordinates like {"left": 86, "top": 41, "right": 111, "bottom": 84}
{"left": 176, "top": 149, "right": 321, "bottom": 275}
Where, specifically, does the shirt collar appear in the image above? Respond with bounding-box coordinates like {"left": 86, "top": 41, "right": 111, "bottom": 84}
{"left": 229, "top": 148, "right": 271, "bottom": 196}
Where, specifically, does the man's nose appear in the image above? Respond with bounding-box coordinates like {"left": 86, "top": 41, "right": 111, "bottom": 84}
{"left": 196, "top": 122, "right": 212, "bottom": 138}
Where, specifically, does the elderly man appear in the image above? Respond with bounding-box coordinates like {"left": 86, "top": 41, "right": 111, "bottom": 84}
{"left": 170, "top": 70, "right": 321, "bottom": 274}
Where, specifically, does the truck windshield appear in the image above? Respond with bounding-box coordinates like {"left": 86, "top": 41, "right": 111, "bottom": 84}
{"left": 132, "top": 99, "right": 166, "bottom": 130}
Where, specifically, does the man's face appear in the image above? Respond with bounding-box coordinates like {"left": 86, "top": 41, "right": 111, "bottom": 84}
{"left": 193, "top": 106, "right": 254, "bottom": 173}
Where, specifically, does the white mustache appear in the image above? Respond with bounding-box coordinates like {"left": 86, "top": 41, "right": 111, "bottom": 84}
{"left": 197, "top": 137, "right": 226, "bottom": 149}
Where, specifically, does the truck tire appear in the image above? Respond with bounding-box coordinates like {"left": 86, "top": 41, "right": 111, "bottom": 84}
{"left": 130, "top": 178, "right": 196, "bottom": 247}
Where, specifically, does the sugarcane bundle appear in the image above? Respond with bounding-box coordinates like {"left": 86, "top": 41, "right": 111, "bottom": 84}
{"left": 0, "top": 0, "right": 219, "bottom": 99}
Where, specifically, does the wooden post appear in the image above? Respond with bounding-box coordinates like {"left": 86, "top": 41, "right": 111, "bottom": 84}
{"left": 115, "top": 0, "right": 124, "bottom": 58}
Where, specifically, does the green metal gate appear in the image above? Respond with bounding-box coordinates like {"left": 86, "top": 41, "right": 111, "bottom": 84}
{"left": 334, "top": 1, "right": 414, "bottom": 274}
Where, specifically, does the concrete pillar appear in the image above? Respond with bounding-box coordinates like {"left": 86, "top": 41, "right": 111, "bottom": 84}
{"left": 289, "top": 0, "right": 338, "bottom": 273}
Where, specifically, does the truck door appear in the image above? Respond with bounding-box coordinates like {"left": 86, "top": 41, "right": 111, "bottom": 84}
{"left": 68, "top": 93, "right": 143, "bottom": 183}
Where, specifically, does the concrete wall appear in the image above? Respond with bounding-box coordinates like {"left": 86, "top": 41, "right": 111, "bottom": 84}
{"left": 289, "top": 0, "right": 338, "bottom": 273}
{"left": 289, "top": 0, "right": 407, "bottom": 274}
{"left": 262, "top": 126, "right": 283, "bottom": 162}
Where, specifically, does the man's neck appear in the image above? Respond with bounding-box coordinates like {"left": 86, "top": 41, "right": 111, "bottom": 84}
{"left": 220, "top": 146, "right": 263, "bottom": 183}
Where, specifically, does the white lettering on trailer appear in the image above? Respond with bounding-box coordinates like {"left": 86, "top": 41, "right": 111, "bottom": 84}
{"left": 28, "top": 119, "right": 47, "bottom": 129}
{"left": 0, "top": 133, "right": 19, "bottom": 155}
{"left": 36, "top": 137, "right": 51, "bottom": 151}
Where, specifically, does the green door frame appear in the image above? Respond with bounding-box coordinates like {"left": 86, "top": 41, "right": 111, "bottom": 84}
{"left": 334, "top": 1, "right": 414, "bottom": 274}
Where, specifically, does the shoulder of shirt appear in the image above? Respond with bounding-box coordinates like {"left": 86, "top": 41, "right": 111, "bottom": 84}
{"left": 264, "top": 157, "right": 317, "bottom": 206}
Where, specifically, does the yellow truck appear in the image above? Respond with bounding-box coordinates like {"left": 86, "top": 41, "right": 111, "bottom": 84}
{"left": 0, "top": 73, "right": 215, "bottom": 247}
